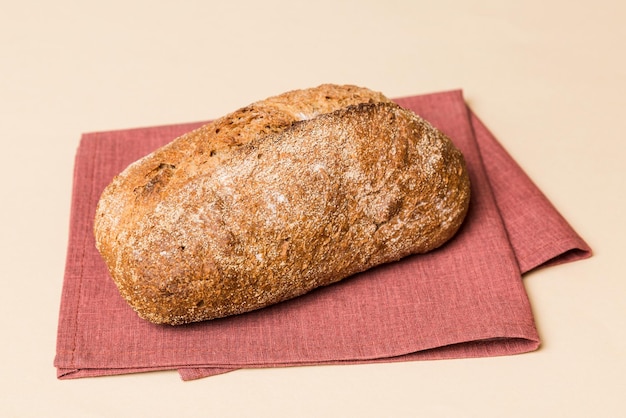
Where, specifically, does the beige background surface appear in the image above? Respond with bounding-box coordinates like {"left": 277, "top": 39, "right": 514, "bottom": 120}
{"left": 1, "top": 1, "right": 624, "bottom": 416}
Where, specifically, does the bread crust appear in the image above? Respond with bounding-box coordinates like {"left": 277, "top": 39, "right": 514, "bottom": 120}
{"left": 94, "top": 85, "right": 470, "bottom": 325}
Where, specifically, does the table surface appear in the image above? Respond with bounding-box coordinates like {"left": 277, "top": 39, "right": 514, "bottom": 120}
{"left": 2, "top": 1, "right": 624, "bottom": 417}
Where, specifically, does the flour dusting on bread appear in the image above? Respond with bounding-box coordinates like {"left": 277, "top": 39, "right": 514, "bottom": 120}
{"left": 94, "top": 84, "right": 470, "bottom": 325}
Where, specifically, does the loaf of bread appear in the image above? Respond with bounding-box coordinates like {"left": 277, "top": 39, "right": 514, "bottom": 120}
{"left": 94, "top": 84, "right": 471, "bottom": 325}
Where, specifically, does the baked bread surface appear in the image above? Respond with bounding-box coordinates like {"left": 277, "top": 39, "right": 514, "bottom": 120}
{"left": 95, "top": 84, "right": 470, "bottom": 325}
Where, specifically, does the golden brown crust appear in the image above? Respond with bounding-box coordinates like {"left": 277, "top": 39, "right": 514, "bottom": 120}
{"left": 94, "top": 85, "right": 470, "bottom": 325}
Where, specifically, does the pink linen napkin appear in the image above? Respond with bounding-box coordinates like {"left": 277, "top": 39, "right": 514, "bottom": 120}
{"left": 55, "top": 90, "right": 591, "bottom": 380}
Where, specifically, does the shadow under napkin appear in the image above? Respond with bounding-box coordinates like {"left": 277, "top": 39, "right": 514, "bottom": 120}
{"left": 55, "top": 90, "right": 591, "bottom": 381}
